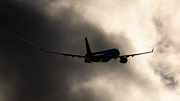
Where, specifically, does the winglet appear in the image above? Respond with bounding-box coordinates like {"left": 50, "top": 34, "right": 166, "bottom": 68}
{"left": 40, "top": 48, "right": 44, "bottom": 51}
{"left": 152, "top": 48, "right": 154, "bottom": 52}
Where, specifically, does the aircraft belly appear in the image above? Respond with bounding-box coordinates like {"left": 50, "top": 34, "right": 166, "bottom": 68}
{"left": 87, "top": 54, "right": 117, "bottom": 62}
{"left": 90, "top": 57, "right": 102, "bottom": 62}
{"left": 101, "top": 54, "right": 117, "bottom": 62}
{"left": 86, "top": 48, "right": 120, "bottom": 63}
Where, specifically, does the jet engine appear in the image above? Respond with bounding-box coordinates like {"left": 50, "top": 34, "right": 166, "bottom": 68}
{"left": 120, "top": 58, "right": 128, "bottom": 63}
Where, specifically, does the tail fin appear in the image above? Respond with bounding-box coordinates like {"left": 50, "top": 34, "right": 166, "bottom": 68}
{"left": 85, "top": 37, "right": 92, "bottom": 54}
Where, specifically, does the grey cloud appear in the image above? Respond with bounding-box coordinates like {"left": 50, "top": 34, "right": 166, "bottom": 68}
{"left": 150, "top": 4, "right": 180, "bottom": 90}
{"left": 0, "top": 0, "right": 137, "bottom": 101}
{"left": 2, "top": 0, "right": 177, "bottom": 101}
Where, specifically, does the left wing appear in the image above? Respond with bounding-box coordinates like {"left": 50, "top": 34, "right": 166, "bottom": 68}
{"left": 118, "top": 48, "right": 154, "bottom": 58}
{"left": 40, "top": 48, "right": 85, "bottom": 58}
{"left": 1, "top": 29, "right": 85, "bottom": 58}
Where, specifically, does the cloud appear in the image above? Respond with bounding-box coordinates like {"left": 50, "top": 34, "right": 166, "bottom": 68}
{"left": 1, "top": 0, "right": 180, "bottom": 101}
{"left": 149, "top": 0, "right": 180, "bottom": 90}
{"left": 0, "top": 0, "right": 132, "bottom": 101}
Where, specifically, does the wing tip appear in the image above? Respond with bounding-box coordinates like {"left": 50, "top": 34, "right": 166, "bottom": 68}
{"left": 40, "top": 48, "right": 44, "bottom": 51}
{"left": 152, "top": 48, "right": 154, "bottom": 52}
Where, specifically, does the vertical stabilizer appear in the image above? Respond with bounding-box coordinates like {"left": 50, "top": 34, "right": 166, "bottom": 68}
{"left": 85, "top": 37, "right": 92, "bottom": 54}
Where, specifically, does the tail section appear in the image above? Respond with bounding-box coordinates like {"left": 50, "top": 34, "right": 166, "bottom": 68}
{"left": 85, "top": 37, "right": 92, "bottom": 54}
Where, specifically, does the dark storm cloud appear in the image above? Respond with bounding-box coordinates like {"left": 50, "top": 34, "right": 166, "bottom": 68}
{"left": 0, "top": 0, "right": 137, "bottom": 101}
{"left": 1, "top": 0, "right": 165, "bottom": 101}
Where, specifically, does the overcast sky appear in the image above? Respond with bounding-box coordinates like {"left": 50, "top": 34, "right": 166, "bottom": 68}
{"left": 0, "top": 0, "right": 180, "bottom": 101}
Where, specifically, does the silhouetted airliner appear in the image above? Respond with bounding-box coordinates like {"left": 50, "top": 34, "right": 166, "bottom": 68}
{"left": 1, "top": 29, "right": 153, "bottom": 63}
{"left": 41, "top": 38, "right": 154, "bottom": 63}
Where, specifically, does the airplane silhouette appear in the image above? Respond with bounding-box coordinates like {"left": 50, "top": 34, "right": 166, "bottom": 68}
{"left": 1, "top": 29, "right": 153, "bottom": 63}
{"left": 41, "top": 37, "right": 154, "bottom": 63}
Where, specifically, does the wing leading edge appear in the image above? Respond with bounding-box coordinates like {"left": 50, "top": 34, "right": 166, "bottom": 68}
{"left": 118, "top": 48, "right": 154, "bottom": 58}
{"left": 40, "top": 48, "right": 85, "bottom": 58}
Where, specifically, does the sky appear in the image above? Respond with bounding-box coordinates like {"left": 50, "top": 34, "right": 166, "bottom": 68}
{"left": 0, "top": 0, "right": 180, "bottom": 101}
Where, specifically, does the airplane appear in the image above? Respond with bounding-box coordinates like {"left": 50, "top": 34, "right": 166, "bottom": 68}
{"left": 41, "top": 37, "right": 154, "bottom": 63}
{"left": 1, "top": 29, "right": 153, "bottom": 63}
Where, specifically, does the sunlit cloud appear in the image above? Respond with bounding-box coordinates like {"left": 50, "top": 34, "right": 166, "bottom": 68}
{"left": 1, "top": 0, "right": 180, "bottom": 101}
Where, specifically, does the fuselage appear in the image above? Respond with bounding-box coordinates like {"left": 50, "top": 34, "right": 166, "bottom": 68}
{"left": 85, "top": 48, "right": 120, "bottom": 63}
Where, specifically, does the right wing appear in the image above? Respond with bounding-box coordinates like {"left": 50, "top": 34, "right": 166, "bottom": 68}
{"left": 118, "top": 48, "right": 154, "bottom": 58}
{"left": 40, "top": 48, "right": 85, "bottom": 58}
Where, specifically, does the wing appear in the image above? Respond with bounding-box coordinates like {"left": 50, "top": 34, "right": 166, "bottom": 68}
{"left": 118, "top": 49, "right": 154, "bottom": 58}
{"left": 0, "top": 29, "right": 85, "bottom": 58}
{"left": 40, "top": 48, "right": 85, "bottom": 58}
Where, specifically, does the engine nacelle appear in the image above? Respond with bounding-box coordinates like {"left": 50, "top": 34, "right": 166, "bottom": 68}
{"left": 120, "top": 58, "right": 128, "bottom": 63}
